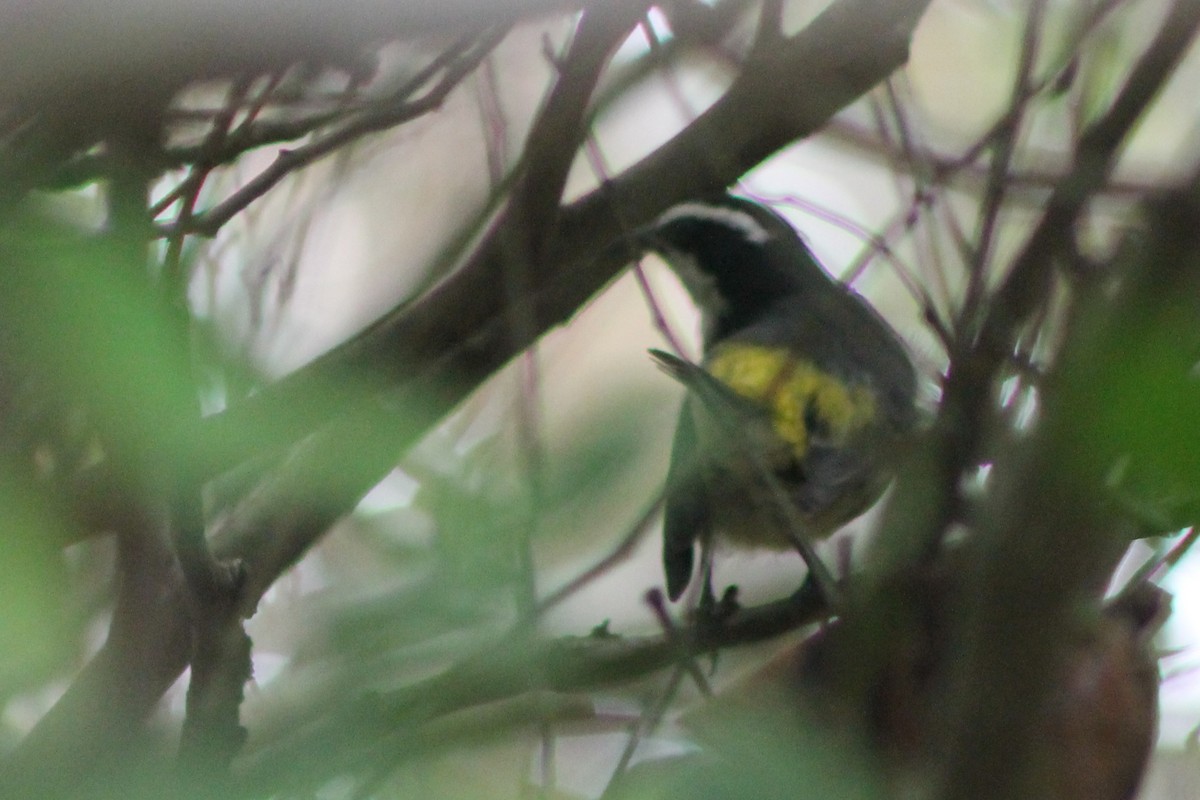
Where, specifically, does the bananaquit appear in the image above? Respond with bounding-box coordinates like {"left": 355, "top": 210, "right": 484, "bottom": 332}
{"left": 636, "top": 194, "right": 918, "bottom": 602}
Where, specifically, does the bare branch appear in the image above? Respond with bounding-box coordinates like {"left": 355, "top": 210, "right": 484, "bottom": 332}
{"left": 164, "top": 30, "right": 509, "bottom": 239}
{"left": 0, "top": 0, "right": 581, "bottom": 105}
{"left": 875, "top": 0, "right": 1200, "bottom": 577}
{"left": 238, "top": 589, "right": 830, "bottom": 793}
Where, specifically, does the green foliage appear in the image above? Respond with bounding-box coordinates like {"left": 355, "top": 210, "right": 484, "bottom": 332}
{"left": 0, "top": 462, "right": 70, "bottom": 695}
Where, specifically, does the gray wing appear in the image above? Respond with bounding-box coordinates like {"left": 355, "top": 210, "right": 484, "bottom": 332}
{"left": 662, "top": 400, "right": 708, "bottom": 601}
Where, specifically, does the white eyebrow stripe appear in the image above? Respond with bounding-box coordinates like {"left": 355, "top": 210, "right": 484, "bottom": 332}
{"left": 656, "top": 203, "right": 773, "bottom": 244}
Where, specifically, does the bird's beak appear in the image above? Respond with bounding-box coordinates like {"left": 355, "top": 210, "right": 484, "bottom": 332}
{"left": 610, "top": 223, "right": 661, "bottom": 263}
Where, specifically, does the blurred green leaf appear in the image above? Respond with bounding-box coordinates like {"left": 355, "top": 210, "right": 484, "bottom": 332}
{"left": 0, "top": 209, "right": 197, "bottom": 485}
{"left": 0, "top": 461, "right": 71, "bottom": 694}
{"left": 1055, "top": 236, "right": 1200, "bottom": 533}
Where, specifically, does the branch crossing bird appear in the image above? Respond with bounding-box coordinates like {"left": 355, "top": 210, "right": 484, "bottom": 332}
{"left": 633, "top": 194, "right": 919, "bottom": 602}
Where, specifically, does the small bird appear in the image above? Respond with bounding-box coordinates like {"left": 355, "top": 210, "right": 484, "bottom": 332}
{"left": 635, "top": 194, "right": 919, "bottom": 602}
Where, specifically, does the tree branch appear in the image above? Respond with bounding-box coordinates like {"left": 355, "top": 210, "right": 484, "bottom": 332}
{"left": 868, "top": 0, "right": 1200, "bottom": 579}
{"left": 0, "top": 0, "right": 581, "bottom": 106}
{"left": 239, "top": 589, "right": 830, "bottom": 794}
{"left": 0, "top": 518, "right": 192, "bottom": 799}
{"left": 162, "top": 30, "right": 509, "bottom": 239}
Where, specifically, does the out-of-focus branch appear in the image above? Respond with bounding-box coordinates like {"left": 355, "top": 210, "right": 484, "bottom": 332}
{"left": 457, "top": 0, "right": 649, "bottom": 405}
{"left": 0, "top": 4, "right": 572, "bottom": 210}
{"left": 923, "top": 4, "right": 1200, "bottom": 795}
{"left": 50, "top": 35, "right": 500, "bottom": 194}
{"left": 977, "top": 0, "right": 1200, "bottom": 369}
{"left": 867, "top": 0, "right": 1200, "bottom": 581}
{"left": 239, "top": 589, "right": 830, "bottom": 794}
{"left": 0, "top": 0, "right": 580, "bottom": 106}
{"left": 928, "top": 171, "right": 1200, "bottom": 800}
{"left": 161, "top": 30, "right": 510, "bottom": 239}
{"left": 0, "top": 514, "right": 192, "bottom": 799}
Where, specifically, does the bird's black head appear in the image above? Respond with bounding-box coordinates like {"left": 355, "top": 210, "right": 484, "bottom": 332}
{"left": 637, "top": 194, "right": 831, "bottom": 339}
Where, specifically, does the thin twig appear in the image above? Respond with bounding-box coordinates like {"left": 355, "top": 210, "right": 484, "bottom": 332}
{"left": 980, "top": 0, "right": 1200, "bottom": 364}
{"left": 536, "top": 493, "right": 665, "bottom": 614}
{"left": 161, "top": 30, "right": 509, "bottom": 239}
{"left": 1116, "top": 526, "right": 1200, "bottom": 599}
{"left": 647, "top": 588, "right": 714, "bottom": 698}
{"left": 602, "top": 665, "right": 687, "bottom": 797}
{"left": 959, "top": 0, "right": 1046, "bottom": 340}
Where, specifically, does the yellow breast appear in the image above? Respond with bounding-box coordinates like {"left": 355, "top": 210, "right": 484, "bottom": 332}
{"left": 705, "top": 342, "right": 878, "bottom": 458}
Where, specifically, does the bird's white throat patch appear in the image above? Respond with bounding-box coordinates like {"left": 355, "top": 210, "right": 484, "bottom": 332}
{"left": 658, "top": 248, "right": 727, "bottom": 342}
{"left": 656, "top": 203, "right": 773, "bottom": 244}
